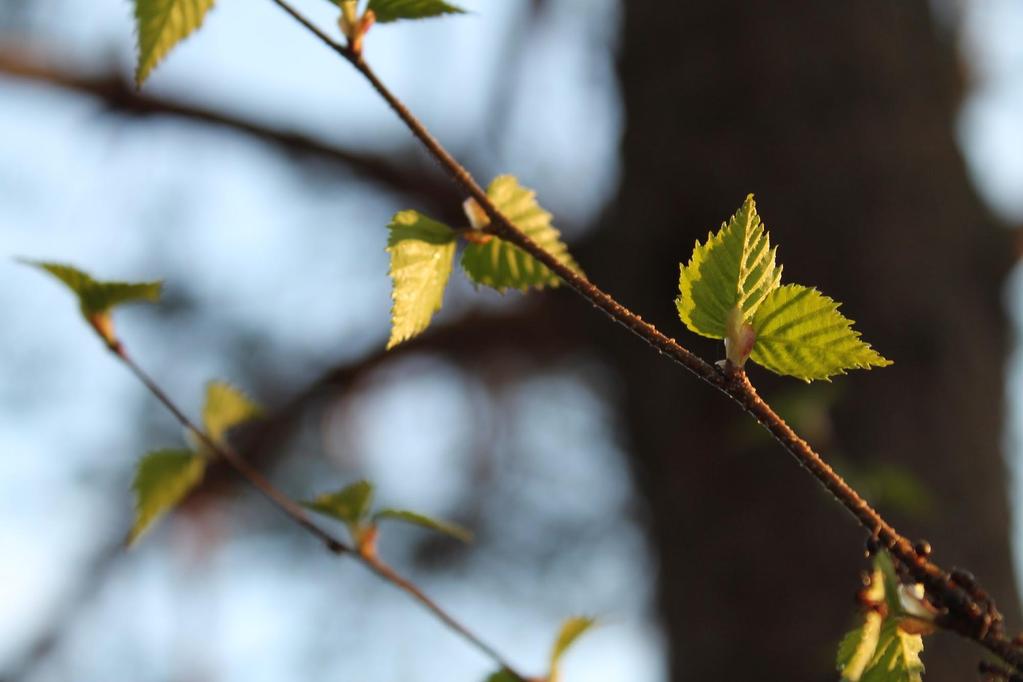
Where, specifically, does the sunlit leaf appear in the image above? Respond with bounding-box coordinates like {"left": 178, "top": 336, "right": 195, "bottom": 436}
{"left": 837, "top": 554, "right": 926, "bottom": 682}
{"left": 305, "top": 480, "right": 375, "bottom": 525}
{"left": 860, "top": 620, "right": 924, "bottom": 682}
{"left": 22, "top": 260, "right": 162, "bottom": 344}
{"left": 367, "top": 0, "right": 465, "bottom": 23}
{"left": 461, "top": 175, "right": 583, "bottom": 292}
{"left": 129, "top": 449, "right": 205, "bottom": 544}
{"left": 373, "top": 508, "right": 472, "bottom": 542}
{"left": 549, "top": 616, "right": 596, "bottom": 681}
{"left": 386, "top": 210, "right": 457, "bottom": 349}
{"left": 837, "top": 612, "right": 883, "bottom": 681}
{"left": 749, "top": 284, "right": 891, "bottom": 381}
{"left": 24, "top": 261, "right": 162, "bottom": 315}
{"left": 201, "top": 381, "right": 262, "bottom": 448}
{"left": 676, "top": 194, "right": 781, "bottom": 340}
{"left": 134, "top": 0, "right": 216, "bottom": 86}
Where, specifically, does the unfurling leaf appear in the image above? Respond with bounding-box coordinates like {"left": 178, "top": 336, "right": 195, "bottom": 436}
{"left": 134, "top": 0, "right": 216, "bottom": 86}
{"left": 676, "top": 194, "right": 781, "bottom": 340}
{"left": 22, "top": 260, "right": 162, "bottom": 344}
{"left": 549, "top": 616, "right": 596, "bottom": 681}
{"left": 129, "top": 449, "right": 205, "bottom": 544}
{"left": 373, "top": 508, "right": 472, "bottom": 542}
{"left": 201, "top": 381, "right": 262, "bottom": 448}
{"left": 386, "top": 210, "right": 457, "bottom": 349}
{"left": 367, "top": 0, "right": 465, "bottom": 23}
{"left": 305, "top": 480, "right": 375, "bottom": 526}
{"left": 750, "top": 285, "right": 891, "bottom": 382}
{"left": 837, "top": 553, "right": 926, "bottom": 682}
{"left": 461, "top": 175, "right": 583, "bottom": 292}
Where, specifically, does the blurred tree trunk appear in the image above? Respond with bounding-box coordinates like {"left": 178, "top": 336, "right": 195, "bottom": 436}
{"left": 589, "top": 2, "right": 1020, "bottom": 679}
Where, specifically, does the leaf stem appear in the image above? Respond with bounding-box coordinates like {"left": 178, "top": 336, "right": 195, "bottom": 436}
{"left": 266, "top": 0, "right": 1023, "bottom": 672}
{"left": 109, "top": 342, "right": 525, "bottom": 680}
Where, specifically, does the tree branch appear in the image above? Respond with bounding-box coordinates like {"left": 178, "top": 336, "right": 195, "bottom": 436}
{"left": 265, "top": 0, "right": 1023, "bottom": 672}
{"left": 105, "top": 338, "right": 526, "bottom": 680}
{"left": 0, "top": 45, "right": 459, "bottom": 211}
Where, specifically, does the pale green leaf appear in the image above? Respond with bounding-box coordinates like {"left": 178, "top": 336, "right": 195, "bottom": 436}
{"left": 135, "top": 0, "right": 216, "bottom": 86}
{"left": 202, "top": 381, "right": 262, "bottom": 448}
{"left": 749, "top": 284, "right": 892, "bottom": 381}
{"left": 305, "top": 480, "right": 375, "bottom": 525}
{"left": 373, "top": 508, "right": 472, "bottom": 542}
{"left": 837, "top": 553, "right": 926, "bottom": 682}
{"left": 23, "top": 260, "right": 162, "bottom": 316}
{"left": 837, "top": 612, "right": 883, "bottom": 681}
{"left": 860, "top": 620, "right": 924, "bottom": 682}
{"left": 873, "top": 551, "right": 903, "bottom": 615}
{"left": 461, "top": 175, "right": 583, "bottom": 292}
{"left": 129, "top": 449, "right": 206, "bottom": 544}
{"left": 676, "top": 194, "right": 782, "bottom": 339}
{"left": 367, "top": 0, "right": 465, "bottom": 23}
{"left": 549, "top": 616, "right": 596, "bottom": 680}
{"left": 386, "top": 210, "right": 457, "bottom": 349}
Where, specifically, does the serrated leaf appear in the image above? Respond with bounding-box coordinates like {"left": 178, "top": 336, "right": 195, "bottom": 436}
{"left": 676, "top": 194, "right": 782, "bottom": 339}
{"left": 386, "top": 210, "right": 457, "bottom": 349}
{"left": 549, "top": 616, "right": 596, "bottom": 681}
{"left": 749, "top": 284, "right": 891, "bottom": 381}
{"left": 129, "top": 449, "right": 206, "bottom": 544}
{"left": 373, "top": 508, "right": 472, "bottom": 542}
{"left": 22, "top": 260, "right": 162, "bottom": 344}
{"left": 305, "top": 480, "right": 375, "bottom": 525}
{"left": 134, "top": 0, "right": 216, "bottom": 86}
{"left": 202, "top": 381, "right": 261, "bottom": 448}
{"left": 23, "top": 261, "right": 162, "bottom": 315}
{"left": 837, "top": 612, "right": 883, "bottom": 681}
{"left": 461, "top": 175, "right": 583, "bottom": 293}
{"left": 860, "top": 620, "right": 924, "bottom": 682}
{"left": 367, "top": 0, "right": 465, "bottom": 23}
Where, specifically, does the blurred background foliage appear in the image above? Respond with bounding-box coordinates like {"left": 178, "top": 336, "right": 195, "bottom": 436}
{"left": 3, "top": 1, "right": 1023, "bottom": 681}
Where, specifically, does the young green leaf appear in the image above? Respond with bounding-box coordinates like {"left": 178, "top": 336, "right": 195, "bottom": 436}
{"left": 749, "top": 284, "right": 892, "bottom": 381}
{"left": 837, "top": 554, "right": 927, "bottom": 682}
{"left": 129, "top": 449, "right": 206, "bottom": 544}
{"left": 202, "top": 381, "right": 262, "bottom": 448}
{"left": 367, "top": 0, "right": 466, "bottom": 23}
{"left": 676, "top": 194, "right": 782, "bottom": 340}
{"left": 22, "top": 260, "right": 162, "bottom": 344}
{"left": 837, "top": 612, "right": 884, "bottom": 682}
{"left": 386, "top": 210, "right": 457, "bottom": 349}
{"left": 135, "top": 0, "right": 216, "bottom": 86}
{"left": 461, "top": 175, "right": 583, "bottom": 293}
{"left": 23, "top": 260, "right": 163, "bottom": 313}
{"left": 373, "top": 508, "right": 472, "bottom": 542}
{"left": 549, "top": 616, "right": 596, "bottom": 681}
{"left": 860, "top": 620, "right": 924, "bottom": 682}
{"left": 305, "top": 480, "right": 375, "bottom": 525}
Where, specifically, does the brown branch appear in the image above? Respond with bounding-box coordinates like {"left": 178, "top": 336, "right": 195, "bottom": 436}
{"left": 265, "top": 0, "right": 1023, "bottom": 672}
{"left": 104, "top": 338, "right": 525, "bottom": 681}
{"left": 0, "top": 45, "right": 459, "bottom": 211}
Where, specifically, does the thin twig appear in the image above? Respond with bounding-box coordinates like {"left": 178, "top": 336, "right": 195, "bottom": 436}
{"left": 265, "top": 0, "right": 1023, "bottom": 671}
{"left": 107, "top": 341, "right": 525, "bottom": 680}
